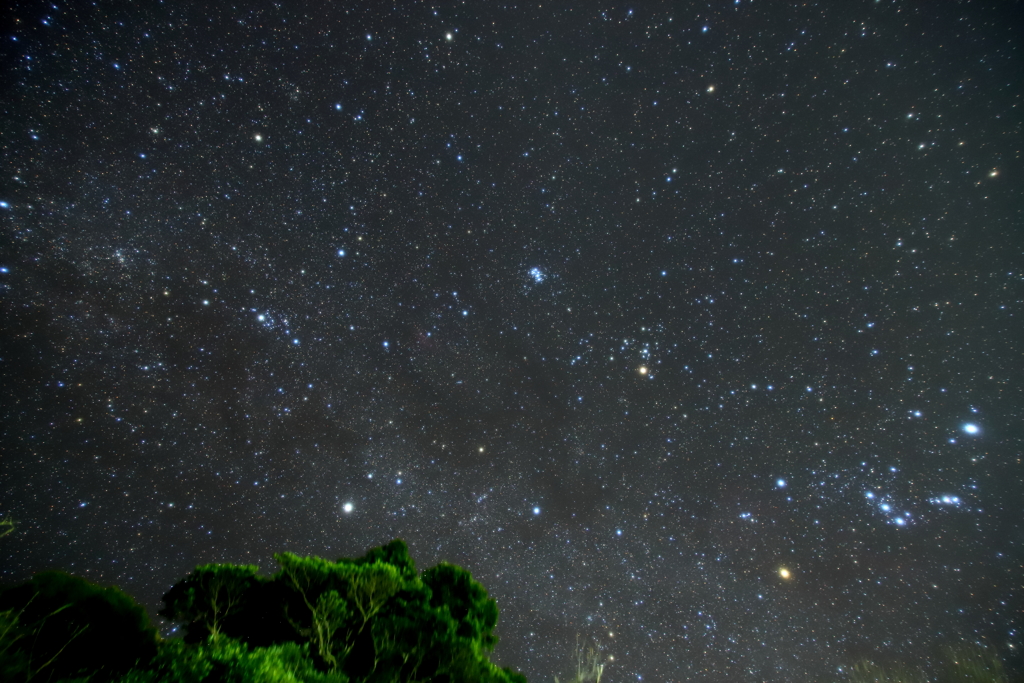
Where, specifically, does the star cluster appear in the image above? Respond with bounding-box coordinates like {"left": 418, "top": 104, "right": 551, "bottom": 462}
{"left": 1, "top": 2, "right": 1021, "bottom": 681}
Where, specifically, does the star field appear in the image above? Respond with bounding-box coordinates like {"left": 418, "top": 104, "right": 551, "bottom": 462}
{"left": 1, "top": 2, "right": 1021, "bottom": 681}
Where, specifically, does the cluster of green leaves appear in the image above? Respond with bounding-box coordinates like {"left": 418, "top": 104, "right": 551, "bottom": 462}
{"left": 0, "top": 570, "right": 158, "bottom": 681}
{"left": 553, "top": 636, "right": 604, "bottom": 683}
{"left": 117, "top": 639, "right": 346, "bottom": 683}
{"left": 847, "top": 643, "right": 1010, "bottom": 683}
{"left": 0, "top": 539, "right": 527, "bottom": 683}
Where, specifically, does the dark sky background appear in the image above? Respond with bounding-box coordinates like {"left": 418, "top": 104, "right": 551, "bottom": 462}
{"left": 1, "top": 1, "right": 1021, "bottom": 681}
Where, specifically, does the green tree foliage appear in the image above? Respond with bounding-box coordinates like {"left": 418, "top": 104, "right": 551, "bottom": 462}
{"left": 152, "top": 539, "right": 524, "bottom": 683}
{"left": 846, "top": 642, "right": 1009, "bottom": 683}
{"left": 117, "top": 638, "right": 349, "bottom": 683}
{"left": 0, "top": 571, "right": 158, "bottom": 681}
{"left": 0, "top": 516, "right": 15, "bottom": 540}
{"left": 0, "top": 540, "right": 526, "bottom": 682}
{"left": 939, "top": 643, "right": 1008, "bottom": 683}
{"left": 554, "top": 636, "right": 605, "bottom": 683}
{"left": 422, "top": 563, "right": 499, "bottom": 648}
{"left": 160, "top": 564, "right": 260, "bottom": 642}
{"left": 340, "top": 539, "right": 417, "bottom": 581}
{"left": 848, "top": 660, "right": 928, "bottom": 683}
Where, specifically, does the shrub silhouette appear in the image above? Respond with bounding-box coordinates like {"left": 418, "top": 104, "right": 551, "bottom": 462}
{"left": 0, "top": 571, "right": 159, "bottom": 681}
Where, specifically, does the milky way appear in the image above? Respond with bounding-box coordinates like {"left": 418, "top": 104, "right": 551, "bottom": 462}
{"left": 1, "top": 2, "right": 1021, "bottom": 681}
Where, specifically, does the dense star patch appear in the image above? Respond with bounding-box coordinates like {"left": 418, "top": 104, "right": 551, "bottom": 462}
{"left": 0, "top": 1, "right": 1020, "bottom": 681}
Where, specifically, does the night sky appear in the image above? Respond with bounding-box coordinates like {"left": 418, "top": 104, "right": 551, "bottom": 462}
{"left": 1, "top": 1, "right": 1021, "bottom": 681}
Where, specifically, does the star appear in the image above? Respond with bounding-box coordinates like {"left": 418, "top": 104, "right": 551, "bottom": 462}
{"left": 3, "top": 4, "right": 1016, "bottom": 682}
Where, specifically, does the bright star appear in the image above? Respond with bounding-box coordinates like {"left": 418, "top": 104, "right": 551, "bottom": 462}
{"left": 776, "top": 479, "right": 786, "bottom": 488}
{"left": 779, "top": 568, "right": 791, "bottom": 579}
{"left": 343, "top": 503, "right": 353, "bottom": 513}
{"left": 963, "top": 423, "right": 980, "bottom": 435}
{"left": 533, "top": 507, "right": 540, "bottom": 515}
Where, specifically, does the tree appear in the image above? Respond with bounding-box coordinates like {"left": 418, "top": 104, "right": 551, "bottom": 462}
{"left": 554, "top": 635, "right": 606, "bottom": 683}
{"left": 0, "top": 540, "right": 525, "bottom": 682}
{"left": 846, "top": 643, "right": 1009, "bottom": 683}
{"left": 0, "top": 571, "right": 158, "bottom": 681}
{"left": 940, "top": 643, "right": 1008, "bottom": 683}
{"left": 274, "top": 553, "right": 349, "bottom": 668}
{"left": 0, "top": 516, "right": 15, "bottom": 541}
{"left": 422, "top": 563, "right": 499, "bottom": 648}
{"left": 160, "top": 564, "right": 260, "bottom": 642}
{"left": 274, "top": 553, "right": 401, "bottom": 671}
{"left": 367, "top": 602, "right": 438, "bottom": 681}
{"left": 0, "top": 593, "right": 86, "bottom": 682}
{"left": 93, "top": 538, "right": 528, "bottom": 682}
{"left": 847, "top": 660, "right": 927, "bottom": 683}
{"left": 345, "top": 563, "right": 402, "bottom": 636}
{"left": 340, "top": 539, "right": 417, "bottom": 581}
{"left": 118, "top": 637, "right": 350, "bottom": 683}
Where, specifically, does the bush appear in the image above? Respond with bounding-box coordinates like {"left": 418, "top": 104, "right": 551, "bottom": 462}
{"left": 0, "top": 571, "right": 159, "bottom": 681}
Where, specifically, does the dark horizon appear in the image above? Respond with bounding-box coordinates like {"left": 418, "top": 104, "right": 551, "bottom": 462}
{"left": 1, "top": 1, "right": 1020, "bottom": 681}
